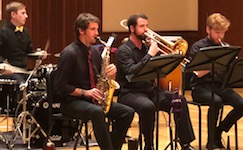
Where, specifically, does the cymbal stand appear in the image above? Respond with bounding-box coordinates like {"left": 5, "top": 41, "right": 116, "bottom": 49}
{"left": 12, "top": 59, "right": 51, "bottom": 149}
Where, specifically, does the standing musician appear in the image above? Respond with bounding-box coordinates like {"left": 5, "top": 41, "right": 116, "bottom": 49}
{"left": 116, "top": 13, "right": 195, "bottom": 150}
{"left": 54, "top": 13, "right": 134, "bottom": 150}
{"left": 188, "top": 13, "right": 243, "bottom": 149}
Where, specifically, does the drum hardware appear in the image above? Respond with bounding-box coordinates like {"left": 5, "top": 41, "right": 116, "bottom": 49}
{"left": 27, "top": 51, "right": 51, "bottom": 57}
{"left": 12, "top": 59, "right": 51, "bottom": 149}
{"left": 28, "top": 78, "right": 46, "bottom": 91}
{"left": 0, "top": 79, "right": 18, "bottom": 149}
{"left": 36, "top": 64, "right": 57, "bottom": 79}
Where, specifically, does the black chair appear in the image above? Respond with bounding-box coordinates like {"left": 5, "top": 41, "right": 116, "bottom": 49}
{"left": 182, "top": 71, "right": 238, "bottom": 150}
{"left": 45, "top": 68, "right": 90, "bottom": 150}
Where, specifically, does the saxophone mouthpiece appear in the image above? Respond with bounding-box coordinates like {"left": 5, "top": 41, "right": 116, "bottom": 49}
{"left": 96, "top": 36, "right": 107, "bottom": 46}
{"left": 96, "top": 36, "right": 101, "bottom": 40}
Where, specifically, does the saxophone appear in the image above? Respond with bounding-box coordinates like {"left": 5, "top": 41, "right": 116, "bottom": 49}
{"left": 96, "top": 36, "right": 120, "bottom": 114}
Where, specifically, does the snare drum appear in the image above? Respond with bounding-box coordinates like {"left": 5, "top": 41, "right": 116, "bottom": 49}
{"left": 36, "top": 64, "right": 57, "bottom": 78}
{"left": 0, "top": 79, "right": 18, "bottom": 115}
{"left": 28, "top": 78, "right": 46, "bottom": 91}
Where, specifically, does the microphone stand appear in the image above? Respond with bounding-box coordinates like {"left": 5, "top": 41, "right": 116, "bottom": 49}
{"left": 12, "top": 59, "right": 50, "bottom": 149}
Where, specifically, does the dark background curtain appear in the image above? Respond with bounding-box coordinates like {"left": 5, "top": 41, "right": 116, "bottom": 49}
{"left": 2, "top": 0, "right": 243, "bottom": 67}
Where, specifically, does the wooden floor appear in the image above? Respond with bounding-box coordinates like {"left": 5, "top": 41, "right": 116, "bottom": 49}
{"left": 1, "top": 89, "right": 243, "bottom": 150}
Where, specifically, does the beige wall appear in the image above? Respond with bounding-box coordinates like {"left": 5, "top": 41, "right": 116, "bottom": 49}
{"left": 103, "top": 0, "right": 198, "bottom": 32}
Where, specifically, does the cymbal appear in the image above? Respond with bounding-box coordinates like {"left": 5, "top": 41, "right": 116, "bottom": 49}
{"left": 0, "top": 63, "right": 30, "bottom": 74}
{"left": 28, "top": 51, "right": 51, "bottom": 57}
{"left": 54, "top": 53, "right": 60, "bottom": 58}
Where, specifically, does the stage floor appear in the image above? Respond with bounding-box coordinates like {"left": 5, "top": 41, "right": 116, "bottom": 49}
{"left": 1, "top": 89, "right": 243, "bottom": 150}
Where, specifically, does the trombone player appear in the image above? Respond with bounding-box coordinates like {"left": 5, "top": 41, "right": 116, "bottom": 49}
{"left": 116, "top": 13, "right": 195, "bottom": 150}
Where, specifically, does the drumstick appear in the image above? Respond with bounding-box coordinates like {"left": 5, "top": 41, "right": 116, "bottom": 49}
{"left": 44, "top": 38, "right": 50, "bottom": 52}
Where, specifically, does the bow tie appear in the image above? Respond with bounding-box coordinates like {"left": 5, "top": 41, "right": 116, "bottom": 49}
{"left": 14, "top": 26, "right": 24, "bottom": 32}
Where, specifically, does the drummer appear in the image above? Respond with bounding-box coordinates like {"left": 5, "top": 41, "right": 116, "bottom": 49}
{"left": 0, "top": 1, "right": 47, "bottom": 84}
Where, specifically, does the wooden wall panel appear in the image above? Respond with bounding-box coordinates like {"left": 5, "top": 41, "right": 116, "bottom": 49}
{"left": 2, "top": 0, "right": 243, "bottom": 63}
{"left": 198, "top": 0, "right": 243, "bottom": 56}
{"left": 2, "top": 0, "right": 102, "bottom": 66}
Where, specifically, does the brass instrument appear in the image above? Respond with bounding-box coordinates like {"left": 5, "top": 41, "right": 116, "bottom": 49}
{"left": 96, "top": 36, "right": 120, "bottom": 114}
{"left": 120, "top": 19, "right": 190, "bottom": 67}
{"left": 218, "top": 39, "right": 229, "bottom": 47}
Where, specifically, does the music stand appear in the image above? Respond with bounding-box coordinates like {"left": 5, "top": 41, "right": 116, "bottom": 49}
{"left": 126, "top": 54, "right": 185, "bottom": 150}
{"left": 185, "top": 45, "right": 240, "bottom": 150}
{"left": 221, "top": 58, "right": 243, "bottom": 150}
{"left": 222, "top": 58, "right": 243, "bottom": 88}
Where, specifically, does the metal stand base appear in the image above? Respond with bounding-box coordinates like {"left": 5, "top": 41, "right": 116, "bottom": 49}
{"left": 13, "top": 110, "right": 48, "bottom": 149}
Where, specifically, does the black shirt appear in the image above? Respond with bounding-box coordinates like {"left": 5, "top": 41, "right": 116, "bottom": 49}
{"left": 116, "top": 39, "right": 154, "bottom": 93}
{"left": 55, "top": 39, "right": 102, "bottom": 102}
{"left": 188, "top": 37, "right": 227, "bottom": 86}
{"left": 0, "top": 22, "right": 34, "bottom": 68}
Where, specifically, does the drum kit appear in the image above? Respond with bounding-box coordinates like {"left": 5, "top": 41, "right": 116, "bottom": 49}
{"left": 0, "top": 51, "right": 58, "bottom": 149}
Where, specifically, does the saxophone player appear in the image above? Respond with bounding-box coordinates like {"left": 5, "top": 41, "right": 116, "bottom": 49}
{"left": 55, "top": 13, "right": 134, "bottom": 150}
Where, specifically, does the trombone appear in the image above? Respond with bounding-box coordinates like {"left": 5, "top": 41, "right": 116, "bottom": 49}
{"left": 120, "top": 19, "right": 190, "bottom": 67}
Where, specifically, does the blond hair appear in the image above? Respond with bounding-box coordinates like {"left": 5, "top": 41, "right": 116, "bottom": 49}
{"left": 6, "top": 2, "right": 26, "bottom": 21}
{"left": 206, "top": 13, "right": 230, "bottom": 31}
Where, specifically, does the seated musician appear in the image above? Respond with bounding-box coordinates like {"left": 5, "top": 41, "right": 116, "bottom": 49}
{"left": 0, "top": 2, "right": 46, "bottom": 113}
{"left": 188, "top": 13, "right": 243, "bottom": 149}
{"left": 0, "top": 1, "right": 47, "bottom": 82}
{"left": 54, "top": 12, "right": 134, "bottom": 150}
{"left": 116, "top": 13, "right": 195, "bottom": 150}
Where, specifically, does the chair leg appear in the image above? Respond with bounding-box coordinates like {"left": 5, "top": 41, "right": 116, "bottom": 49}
{"left": 219, "top": 105, "right": 224, "bottom": 125}
{"left": 85, "top": 122, "right": 89, "bottom": 150}
{"left": 198, "top": 105, "right": 202, "bottom": 150}
{"left": 235, "top": 122, "right": 238, "bottom": 150}
{"left": 138, "top": 117, "right": 142, "bottom": 150}
{"left": 73, "top": 120, "right": 84, "bottom": 150}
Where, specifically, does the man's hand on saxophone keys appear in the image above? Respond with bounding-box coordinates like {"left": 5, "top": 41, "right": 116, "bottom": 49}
{"left": 105, "top": 64, "right": 117, "bottom": 79}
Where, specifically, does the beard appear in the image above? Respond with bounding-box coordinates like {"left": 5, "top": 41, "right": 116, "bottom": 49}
{"left": 134, "top": 30, "right": 146, "bottom": 40}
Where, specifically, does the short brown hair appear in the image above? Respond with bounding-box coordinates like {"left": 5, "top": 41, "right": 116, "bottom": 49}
{"left": 74, "top": 13, "right": 100, "bottom": 37}
{"left": 127, "top": 13, "right": 148, "bottom": 32}
{"left": 6, "top": 2, "right": 26, "bottom": 21}
{"left": 206, "top": 13, "right": 230, "bottom": 31}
